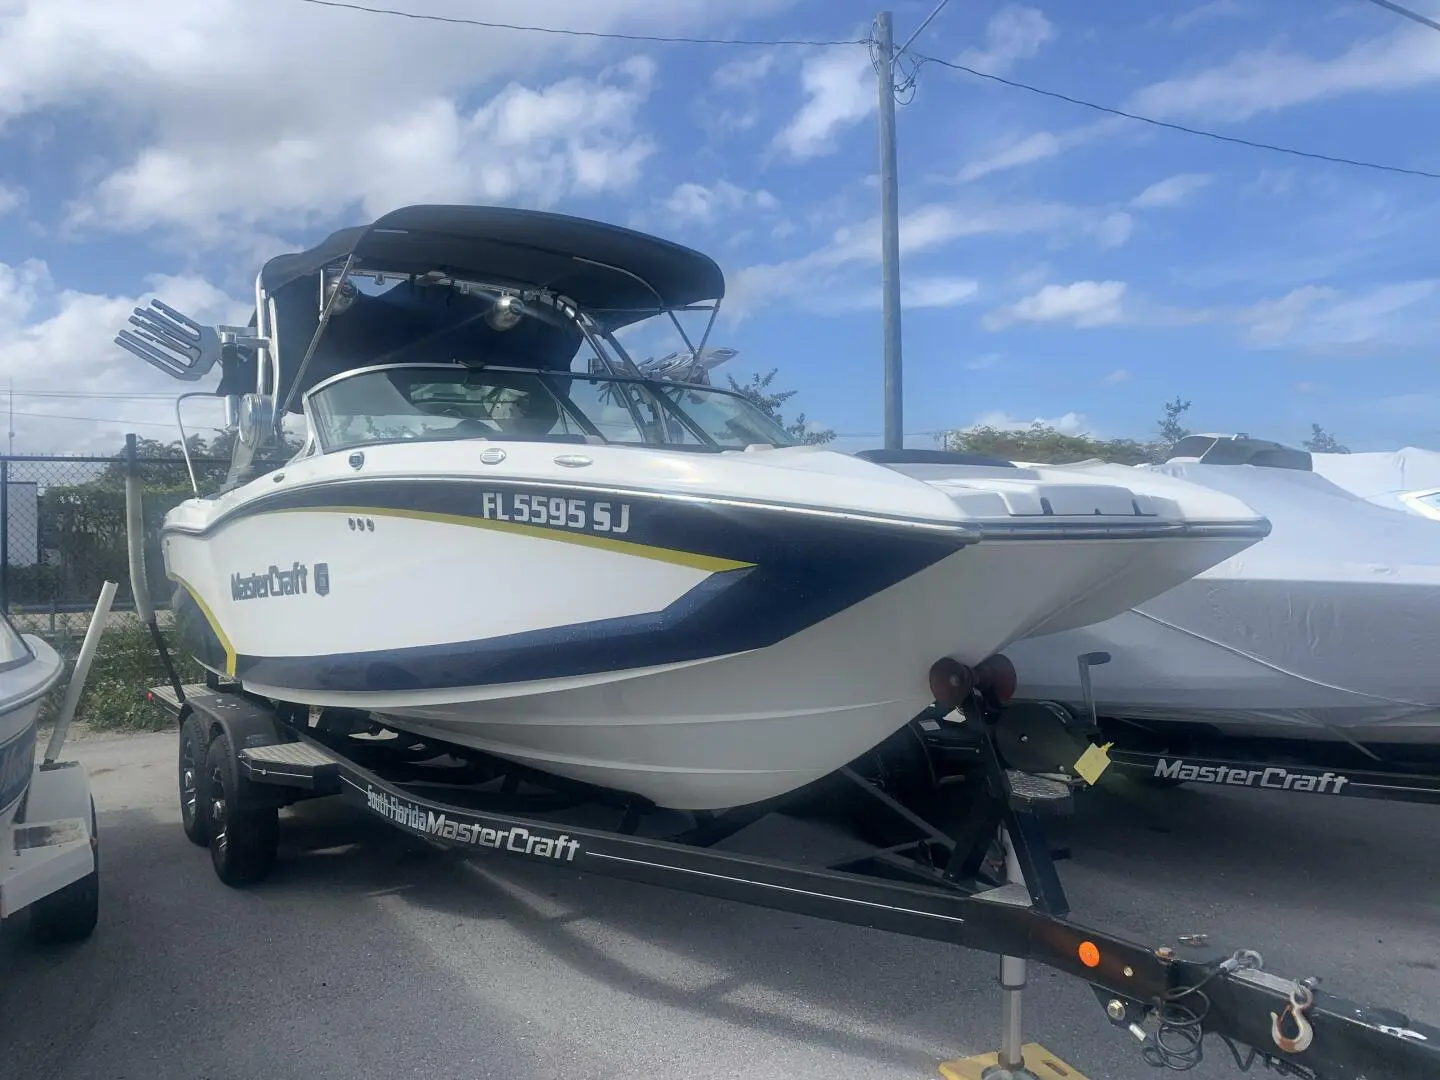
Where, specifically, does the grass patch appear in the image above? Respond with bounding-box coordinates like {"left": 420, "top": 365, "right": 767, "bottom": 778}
{"left": 37, "top": 619, "right": 204, "bottom": 733}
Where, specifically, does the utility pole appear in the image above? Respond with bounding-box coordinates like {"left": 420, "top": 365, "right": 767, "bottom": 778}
{"left": 875, "top": 11, "right": 903, "bottom": 450}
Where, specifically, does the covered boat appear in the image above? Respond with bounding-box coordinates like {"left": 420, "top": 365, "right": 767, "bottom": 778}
{"left": 1001, "top": 435, "right": 1440, "bottom": 751}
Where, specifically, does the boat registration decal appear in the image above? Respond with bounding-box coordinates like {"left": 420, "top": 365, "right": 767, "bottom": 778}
{"left": 292, "top": 502, "right": 755, "bottom": 574}
{"left": 365, "top": 787, "right": 581, "bottom": 860}
{"left": 477, "top": 490, "right": 629, "bottom": 535}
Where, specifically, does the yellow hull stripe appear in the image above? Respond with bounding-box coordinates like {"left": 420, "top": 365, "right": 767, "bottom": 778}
{"left": 272, "top": 505, "right": 756, "bottom": 574}
{"left": 167, "top": 571, "right": 237, "bottom": 677}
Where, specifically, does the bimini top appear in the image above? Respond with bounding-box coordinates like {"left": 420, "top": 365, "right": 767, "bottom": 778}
{"left": 259, "top": 203, "right": 726, "bottom": 330}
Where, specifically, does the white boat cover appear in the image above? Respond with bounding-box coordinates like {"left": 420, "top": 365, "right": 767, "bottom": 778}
{"left": 1309, "top": 447, "right": 1440, "bottom": 517}
{"left": 1003, "top": 460, "right": 1440, "bottom": 744}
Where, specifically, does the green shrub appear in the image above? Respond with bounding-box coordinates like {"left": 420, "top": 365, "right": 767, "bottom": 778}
{"left": 38, "top": 620, "right": 204, "bottom": 733}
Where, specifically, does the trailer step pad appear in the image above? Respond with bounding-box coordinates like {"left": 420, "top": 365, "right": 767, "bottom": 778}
{"left": 939, "top": 1043, "right": 1087, "bottom": 1079}
{"left": 238, "top": 740, "right": 342, "bottom": 790}
{"left": 1006, "top": 771, "right": 1075, "bottom": 817}
{"left": 147, "top": 683, "right": 210, "bottom": 714}
{"left": 242, "top": 742, "right": 337, "bottom": 769}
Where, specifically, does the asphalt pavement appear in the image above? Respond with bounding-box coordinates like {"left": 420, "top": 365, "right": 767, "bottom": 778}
{"left": 1, "top": 729, "right": 1436, "bottom": 1080}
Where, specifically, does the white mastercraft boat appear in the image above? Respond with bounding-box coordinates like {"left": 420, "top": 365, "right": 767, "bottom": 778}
{"left": 114, "top": 204, "right": 1270, "bottom": 810}
{"left": 1001, "top": 434, "right": 1440, "bottom": 752}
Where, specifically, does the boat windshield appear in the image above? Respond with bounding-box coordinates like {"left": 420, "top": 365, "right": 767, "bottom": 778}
{"left": 305, "top": 365, "right": 800, "bottom": 453}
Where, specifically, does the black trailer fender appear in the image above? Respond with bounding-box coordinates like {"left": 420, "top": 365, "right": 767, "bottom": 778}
{"left": 185, "top": 693, "right": 296, "bottom": 812}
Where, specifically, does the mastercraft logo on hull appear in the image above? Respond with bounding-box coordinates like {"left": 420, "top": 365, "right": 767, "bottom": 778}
{"left": 231, "top": 561, "right": 311, "bottom": 600}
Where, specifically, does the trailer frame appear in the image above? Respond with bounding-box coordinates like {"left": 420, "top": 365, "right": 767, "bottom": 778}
{"left": 147, "top": 680, "right": 1440, "bottom": 1080}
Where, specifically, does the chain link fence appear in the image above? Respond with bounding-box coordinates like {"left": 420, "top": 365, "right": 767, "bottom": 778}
{"left": 1, "top": 443, "right": 231, "bottom": 728}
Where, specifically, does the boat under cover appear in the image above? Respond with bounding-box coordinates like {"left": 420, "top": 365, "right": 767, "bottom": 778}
{"left": 1002, "top": 453, "right": 1440, "bottom": 749}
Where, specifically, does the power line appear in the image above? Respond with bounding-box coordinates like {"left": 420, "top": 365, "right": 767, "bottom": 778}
{"left": 11, "top": 411, "right": 216, "bottom": 430}
{"left": 1358, "top": 0, "right": 1440, "bottom": 34}
{"left": 895, "top": 0, "right": 952, "bottom": 59}
{"left": 909, "top": 52, "right": 1440, "bottom": 181}
{"left": 9, "top": 389, "right": 179, "bottom": 401}
{"left": 293, "top": 0, "right": 865, "bottom": 47}
{"left": 290, "top": 0, "right": 1438, "bottom": 180}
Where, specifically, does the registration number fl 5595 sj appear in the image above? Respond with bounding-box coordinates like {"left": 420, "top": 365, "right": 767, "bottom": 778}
{"left": 479, "top": 491, "right": 631, "bottom": 535}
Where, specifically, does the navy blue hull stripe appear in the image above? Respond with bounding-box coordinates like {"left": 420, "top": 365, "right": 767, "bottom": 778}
{"left": 172, "top": 478, "right": 967, "bottom": 693}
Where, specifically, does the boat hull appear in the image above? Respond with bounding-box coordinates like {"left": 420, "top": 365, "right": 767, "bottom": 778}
{"left": 0, "top": 635, "right": 65, "bottom": 831}
{"left": 159, "top": 444, "right": 1269, "bottom": 810}
{"left": 163, "top": 488, "right": 1250, "bottom": 808}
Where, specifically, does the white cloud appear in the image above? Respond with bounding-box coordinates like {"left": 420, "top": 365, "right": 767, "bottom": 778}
{"left": 984, "top": 280, "right": 1128, "bottom": 330}
{"left": 956, "top": 5, "right": 1055, "bottom": 76}
{"left": 729, "top": 199, "right": 1068, "bottom": 317}
{"left": 1234, "top": 279, "right": 1440, "bottom": 351}
{"left": 772, "top": 46, "right": 874, "bottom": 160}
{"left": 896, "top": 276, "right": 980, "bottom": 309}
{"left": 0, "top": 258, "right": 244, "bottom": 453}
{"left": 0, "top": 0, "right": 795, "bottom": 241}
{"left": 729, "top": 197, "right": 1131, "bottom": 318}
{"left": 1087, "top": 211, "right": 1133, "bottom": 249}
{"left": 969, "top": 410, "right": 1090, "bottom": 436}
{"left": 68, "top": 57, "right": 659, "bottom": 239}
{"left": 657, "top": 181, "right": 778, "bottom": 226}
{"left": 1126, "top": 24, "right": 1440, "bottom": 123}
{"left": 1131, "top": 173, "right": 1213, "bottom": 209}
{"left": 955, "top": 132, "right": 1066, "bottom": 182}
{"left": 0, "top": 184, "right": 22, "bottom": 215}
{"left": 783, "top": 275, "right": 979, "bottom": 317}
{"left": 712, "top": 51, "right": 778, "bottom": 90}
{"left": 1166, "top": 0, "right": 1244, "bottom": 32}
{"left": 1103, "top": 368, "right": 1132, "bottom": 384}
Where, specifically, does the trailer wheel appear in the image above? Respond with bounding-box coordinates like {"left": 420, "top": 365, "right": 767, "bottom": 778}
{"left": 178, "top": 714, "right": 211, "bottom": 846}
{"left": 30, "top": 798, "right": 99, "bottom": 945}
{"left": 204, "top": 731, "right": 278, "bottom": 887}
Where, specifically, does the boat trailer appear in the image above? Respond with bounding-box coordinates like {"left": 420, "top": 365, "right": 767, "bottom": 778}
{"left": 146, "top": 675, "right": 1439, "bottom": 1080}
{"left": 993, "top": 652, "right": 1440, "bottom": 810}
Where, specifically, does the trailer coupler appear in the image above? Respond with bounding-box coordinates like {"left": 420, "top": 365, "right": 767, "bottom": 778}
{"left": 1090, "top": 948, "right": 1435, "bottom": 1078}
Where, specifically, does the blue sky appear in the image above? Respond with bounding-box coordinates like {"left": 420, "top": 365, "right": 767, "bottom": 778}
{"left": 1, "top": 0, "right": 1438, "bottom": 455}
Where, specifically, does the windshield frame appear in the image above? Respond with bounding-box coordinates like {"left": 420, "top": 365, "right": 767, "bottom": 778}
{"left": 302, "top": 362, "right": 800, "bottom": 455}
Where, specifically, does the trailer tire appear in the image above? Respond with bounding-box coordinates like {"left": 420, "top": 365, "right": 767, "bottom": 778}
{"left": 178, "top": 714, "right": 211, "bottom": 846}
{"left": 204, "top": 731, "right": 278, "bottom": 887}
{"left": 30, "top": 798, "right": 99, "bottom": 945}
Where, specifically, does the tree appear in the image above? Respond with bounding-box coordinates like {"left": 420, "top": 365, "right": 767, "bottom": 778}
{"left": 1155, "top": 396, "right": 1192, "bottom": 454}
{"left": 939, "top": 395, "right": 1200, "bottom": 466}
{"left": 1302, "top": 423, "right": 1350, "bottom": 454}
{"left": 942, "top": 422, "right": 1157, "bottom": 465}
{"left": 725, "top": 368, "right": 837, "bottom": 445}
